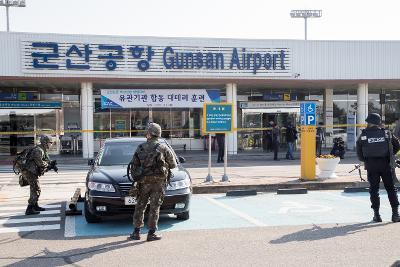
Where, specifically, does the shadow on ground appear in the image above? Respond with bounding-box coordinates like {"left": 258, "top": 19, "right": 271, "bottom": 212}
{"left": 269, "top": 222, "right": 390, "bottom": 244}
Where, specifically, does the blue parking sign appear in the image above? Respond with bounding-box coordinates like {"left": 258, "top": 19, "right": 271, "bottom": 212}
{"left": 300, "top": 102, "right": 316, "bottom": 126}
{"left": 305, "top": 114, "right": 316, "bottom": 125}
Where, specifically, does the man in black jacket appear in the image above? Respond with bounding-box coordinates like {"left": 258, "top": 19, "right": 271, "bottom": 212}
{"left": 356, "top": 113, "right": 400, "bottom": 223}
{"left": 285, "top": 122, "right": 297, "bottom": 160}
{"left": 216, "top": 133, "right": 225, "bottom": 163}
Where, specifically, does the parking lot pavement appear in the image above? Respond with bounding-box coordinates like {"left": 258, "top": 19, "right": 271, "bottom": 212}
{"left": 65, "top": 190, "right": 395, "bottom": 238}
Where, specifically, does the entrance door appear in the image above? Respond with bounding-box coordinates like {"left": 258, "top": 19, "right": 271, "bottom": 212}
{"left": 241, "top": 109, "right": 298, "bottom": 151}
{"left": 0, "top": 109, "right": 59, "bottom": 156}
{"left": 262, "top": 112, "right": 297, "bottom": 149}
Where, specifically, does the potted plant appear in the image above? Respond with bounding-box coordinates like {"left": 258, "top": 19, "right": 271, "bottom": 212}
{"left": 316, "top": 154, "right": 340, "bottom": 178}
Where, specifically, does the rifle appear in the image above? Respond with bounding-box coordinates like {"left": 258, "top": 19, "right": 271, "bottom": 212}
{"left": 350, "top": 159, "right": 400, "bottom": 183}
{"left": 47, "top": 160, "right": 58, "bottom": 173}
{"left": 126, "top": 161, "right": 139, "bottom": 197}
{"left": 349, "top": 164, "right": 366, "bottom": 182}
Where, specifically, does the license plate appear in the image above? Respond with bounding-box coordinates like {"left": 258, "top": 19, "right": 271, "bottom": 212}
{"left": 124, "top": 197, "right": 137, "bottom": 205}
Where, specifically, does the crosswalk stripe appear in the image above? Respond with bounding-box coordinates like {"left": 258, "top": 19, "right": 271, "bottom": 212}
{"left": 0, "top": 209, "right": 60, "bottom": 217}
{"left": 0, "top": 216, "right": 61, "bottom": 225}
{"left": 0, "top": 224, "right": 60, "bottom": 233}
{"left": 0, "top": 204, "right": 61, "bottom": 211}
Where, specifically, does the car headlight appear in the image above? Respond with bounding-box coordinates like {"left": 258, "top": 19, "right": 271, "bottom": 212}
{"left": 88, "top": 182, "right": 116, "bottom": 192}
{"left": 166, "top": 179, "right": 191, "bottom": 191}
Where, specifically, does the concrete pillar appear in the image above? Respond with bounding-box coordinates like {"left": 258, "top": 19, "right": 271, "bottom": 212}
{"left": 324, "top": 88, "right": 333, "bottom": 146}
{"left": 81, "top": 82, "right": 94, "bottom": 159}
{"left": 357, "top": 83, "right": 368, "bottom": 135}
{"left": 226, "top": 83, "right": 238, "bottom": 155}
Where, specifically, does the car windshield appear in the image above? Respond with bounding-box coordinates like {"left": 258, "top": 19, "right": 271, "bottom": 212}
{"left": 97, "top": 142, "right": 141, "bottom": 166}
{"left": 97, "top": 140, "right": 175, "bottom": 166}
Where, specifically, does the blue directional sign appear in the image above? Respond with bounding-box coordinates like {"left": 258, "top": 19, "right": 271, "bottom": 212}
{"left": 203, "top": 103, "right": 233, "bottom": 133}
{"left": 300, "top": 102, "right": 316, "bottom": 126}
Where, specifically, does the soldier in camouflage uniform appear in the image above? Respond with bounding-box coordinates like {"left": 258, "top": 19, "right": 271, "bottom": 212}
{"left": 129, "top": 123, "right": 177, "bottom": 241}
{"left": 23, "top": 135, "right": 53, "bottom": 215}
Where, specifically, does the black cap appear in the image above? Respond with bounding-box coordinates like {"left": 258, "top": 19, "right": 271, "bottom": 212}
{"left": 365, "top": 113, "right": 381, "bottom": 125}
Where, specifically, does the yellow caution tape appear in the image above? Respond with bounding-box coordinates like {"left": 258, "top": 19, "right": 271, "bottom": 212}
{"left": 0, "top": 124, "right": 389, "bottom": 135}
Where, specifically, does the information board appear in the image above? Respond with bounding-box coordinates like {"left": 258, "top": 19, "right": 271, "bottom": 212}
{"left": 202, "top": 103, "right": 233, "bottom": 133}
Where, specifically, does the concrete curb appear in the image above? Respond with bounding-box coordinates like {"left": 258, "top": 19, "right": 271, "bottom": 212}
{"left": 192, "top": 181, "right": 359, "bottom": 194}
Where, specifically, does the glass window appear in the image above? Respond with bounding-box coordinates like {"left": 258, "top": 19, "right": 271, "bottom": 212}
{"left": 111, "top": 110, "right": 130, "bottom": 138}
{"left": 0, "top": 110, "right": 10, "bottom": 155}
{"left": 131, "top": 109, "right": 150, "bottom": 136}
{"left": 40, "top": 93, "right": 62, "bottom": 101}
{"left": 94, "top": 96, "right": 111, "bottom": 140}
{"left": 152, "top": 108, "right": 190, "bottom": 138}
{"left": 385, "top": 90, "right": 400, "bottom": 125}
{"left": 368, "top": 89, "right": 381, "bottom": 115}
{"left": 98, "top": 142, "right": 140, "bottom": 166}
{"left": 332, "top": 89, "right": 357, "bottom": 148}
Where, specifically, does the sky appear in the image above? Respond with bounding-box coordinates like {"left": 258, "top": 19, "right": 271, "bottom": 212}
{"left": 1, "top": 0, "right": 400, "bottom": 40}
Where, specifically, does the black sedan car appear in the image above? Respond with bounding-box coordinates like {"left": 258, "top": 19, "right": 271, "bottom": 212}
{"left": 84, "top": 137, "right": 191, "bottom": 223}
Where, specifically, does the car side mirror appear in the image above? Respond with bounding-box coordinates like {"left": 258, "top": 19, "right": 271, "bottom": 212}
{"left": 178, "top": 156, "right": 186, "bottom": 164}
{"left": 88, "top": 159, "right": 94, "bottom": 166}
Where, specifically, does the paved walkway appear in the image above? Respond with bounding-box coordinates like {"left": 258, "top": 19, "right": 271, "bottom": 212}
{"left": 0, "top": 150, "right": 388, "bottom": 193}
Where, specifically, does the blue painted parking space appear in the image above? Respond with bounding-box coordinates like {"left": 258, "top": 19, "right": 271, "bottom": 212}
{"left": 65, "top": 190, "right": 395, "bottom": 238}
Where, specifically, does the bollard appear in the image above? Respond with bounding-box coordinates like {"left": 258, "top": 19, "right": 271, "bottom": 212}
{"left": 65, "top": 188, "right": 83, "bottom": 216}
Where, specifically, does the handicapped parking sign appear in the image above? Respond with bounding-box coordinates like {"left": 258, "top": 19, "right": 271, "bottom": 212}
{"left": 300, "top": 102, "right": 316, "bottom": 126}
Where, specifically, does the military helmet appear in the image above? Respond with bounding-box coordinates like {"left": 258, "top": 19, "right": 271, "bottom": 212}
{"left": 365, "top": 113, "right": 381, "bottom": 125}
{"left": 40, "top": 135, "right": 52, "bottom": 145}
{"left": 147, "top": 123, "right": 162, "bottom": 137}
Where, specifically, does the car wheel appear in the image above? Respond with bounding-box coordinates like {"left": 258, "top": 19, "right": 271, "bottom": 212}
{"left": 176, "top": 211, "right": 189, "bottom": 220}
{"left": 84, "top": 200, "right": 101, "bottom": 223}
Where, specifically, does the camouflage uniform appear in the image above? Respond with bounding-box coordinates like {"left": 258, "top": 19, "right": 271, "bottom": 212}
{"left": 23, "top": 144, "right": 50, "bottom": 206}
{"left": 132, "top": 137, "right": 177, "bottom": 230}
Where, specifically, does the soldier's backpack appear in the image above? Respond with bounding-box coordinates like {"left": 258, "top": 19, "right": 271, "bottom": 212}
{"left": 132, "top": 142, "right": 168, "bottom": 180}
{"left": 12, "top": 146, "right": 36, "bottom": 175}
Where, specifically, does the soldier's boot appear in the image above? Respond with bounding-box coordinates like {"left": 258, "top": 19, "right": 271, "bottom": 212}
{"left": 147, "top": 229, "right": 162, "bottom": 242}
{"left": 25, "top": 205, "right": 40, "bottom": 215}
{"left": 372, "top": 209, "right": 382, "bottom": 223}
{"left": 128, "top": 228, "right": 141, "bottom": 240}
{"left": 34, "top": 204, "right": 46, "bottom": 211}
{"left": 392, "top": 207, "right": 400, "bottom": 223}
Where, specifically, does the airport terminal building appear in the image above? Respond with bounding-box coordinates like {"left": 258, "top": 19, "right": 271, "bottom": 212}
{"left": 1, "top": 32, "right": 400, "bottom": 158}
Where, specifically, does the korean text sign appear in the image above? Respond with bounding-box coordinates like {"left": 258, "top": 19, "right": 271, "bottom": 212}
{"left": 202, "top": 103, "right": 233, "bottom": 133}
{"left": 101, "top": 89, "right": 220, "bottom": 109}
{"left": 22, "top": 41, "right": 291, "bottom": 77}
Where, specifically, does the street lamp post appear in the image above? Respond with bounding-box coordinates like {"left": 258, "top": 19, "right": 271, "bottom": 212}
{"left": 290, "top": 10, "right": 322, "bottom": 40}
{"left": 0, "top": 0, "right": 26, "bottom": 32}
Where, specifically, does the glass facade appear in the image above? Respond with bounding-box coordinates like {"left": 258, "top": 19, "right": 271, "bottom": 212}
{"left": 369, "top": 89, "right": 400, "bottom": 126}
{"left": 237, "top": 88, "right": 324, "bottom": 151}
{"left": 0, "top": 88, "right": 79, "bottom": 155}
{"left": 92, "top": 90, "right": 205, "bottom": 151}
{"left": 2, "top": 86, "right": 400, "bottom": 156}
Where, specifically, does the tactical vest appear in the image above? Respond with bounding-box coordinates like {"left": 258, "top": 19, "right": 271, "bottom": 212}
{"left": 136, "top": 141, "right": 167, "bottom": 178}
{"left": 25, "top": 145, "right": 49, "bottom": 175}
{"left": 360, "top": 128, "right": 389, "bottom": 158}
